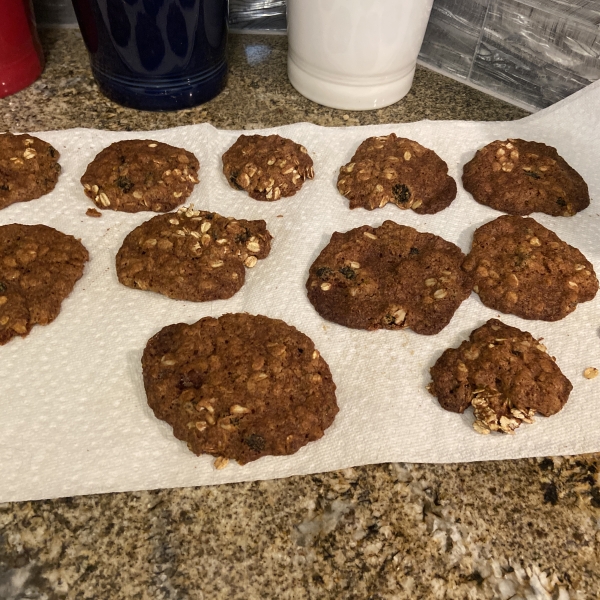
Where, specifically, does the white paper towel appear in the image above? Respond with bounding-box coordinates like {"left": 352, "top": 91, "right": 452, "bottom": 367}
{"left": 1, "top": 81, "right": 600, "bottom": 503}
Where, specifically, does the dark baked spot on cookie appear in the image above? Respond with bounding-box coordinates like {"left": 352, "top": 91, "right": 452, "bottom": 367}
{"left": 556, "top": 198, "right": 566, "bottom": 207}
{"left": 244, "top": 434, "right": 266, "bottom": 453}
{"left": 116, "top": 175, "right": 134, "bottom": 193}
{"left": 0, "top": 282, "right": 6, "bottom": 293}
{"left": 392, "top": 183, "right": 411, "bottom": 204}
{"left": 409, "top": 247, "right": 419, "bottom": 255}
{"left": 523, "top": 170, "right": 541, "bottom": 180}
{"left": 339, "top": 266, "right": 356, "bottom": 279}
{"left": 316, "top": 266, "right": 334, "bottom": 279}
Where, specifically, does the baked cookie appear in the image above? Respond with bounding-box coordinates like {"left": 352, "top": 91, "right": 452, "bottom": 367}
{"left": 0, "top": 133, "right": 61, "bottom": 210}
{"left": 306, "top": 221, "right": 472, "bottom": 335}
{"left": 116, "top": 205, "right": 272, "bottom": 301}
{"left": 428, "top": 319, "right": 572, "bottom": 434}
{"left": 462, "top": 139, "right": 589, "bottom": 216}
{"left": 463, "top": 215, "right": 598, "bottom": 321}
{"left": 142, "top": 313, "right": 338, "bottom": 466}
{"left": 81, "top": 140, "right": 199, "bottom": 212}
{"left": 337, "top": 134, "right": 457, "bottom": 214}
{"left": 222, "top": 134, "right": 314, "bottom": 201}
{"left": 0, "top": 224, "right": 88, "bottom": 345}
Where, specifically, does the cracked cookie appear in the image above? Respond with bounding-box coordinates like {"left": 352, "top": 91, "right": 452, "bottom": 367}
{"left": 462, "top": 139, "right": 589, "bottom": 216}
{"left": 428, "top": 319, "right": 572, "bottom": 434}
{"left": 81, "top": 140, "right": 199, "bottom": 212}
{"left": 222, "top": 134, "right": 314, "bottom": 201}
{"left": 142, "top": 313, "right": 338, "bottom": 466}
{"left": 336, "top": 134, "right": 457, "bottom": 214}
{"left": 0, "top": 224, "right": 88, "bottom": 345}
{"left": 463, "top": 215, "right": 598, "bottom": 321}
{"left": 116, "top": 205, "right": 272, "bottom": 301}
{"left": 306, "top": 221, "right": 472, "bottom": 335}
{"left": 0, "top": 133, "right": 61, "bottom": 210}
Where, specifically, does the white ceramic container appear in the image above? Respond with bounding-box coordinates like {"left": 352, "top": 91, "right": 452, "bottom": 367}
{"left": 287, "top": 0, "right": 435, "bottom": 110}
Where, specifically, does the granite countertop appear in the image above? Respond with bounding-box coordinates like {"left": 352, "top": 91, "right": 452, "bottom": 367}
{"left": 1, "top": 29, "right": 599, "bottom": 600}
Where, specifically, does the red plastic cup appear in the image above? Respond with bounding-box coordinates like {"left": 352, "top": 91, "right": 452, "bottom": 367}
{"left": 0, "top": 0, "right": 44, "bottom": 99}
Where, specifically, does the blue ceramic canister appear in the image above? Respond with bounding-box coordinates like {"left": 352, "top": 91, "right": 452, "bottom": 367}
{"left": 72, "top": 0, "right": 228, "bottom": 111}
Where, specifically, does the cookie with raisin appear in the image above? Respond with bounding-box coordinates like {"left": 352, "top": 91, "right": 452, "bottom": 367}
{"left": 81, "top": 140, "right": 199, "bottom": 212}
{"left": 0, "top": 224, "right": 88, "bottom": 345}
{"left": 462, "top": 139, "right": 589, "bottom": 216}
{"left": 222, "top": 134, "right": 314, "bottom": 201}
{"left": 337, "top": 134, "right": 457, "bottom": 214}
{"left": 142, "top": 313, "right": 338, "bottom": 466}
{"left": 428, "top": 319, "right": 572, "bottom": 434}
{"left": 463, "top": 215, "right": 598, "bottom": 321}
{"left": 306, "top": 221, "right": 472, "bottom": 335}
{"left": 116, "top": 206, "right": 272, "bottom": 301}
{"left": 0, "top": 133, "right": 61, "bottom": 209}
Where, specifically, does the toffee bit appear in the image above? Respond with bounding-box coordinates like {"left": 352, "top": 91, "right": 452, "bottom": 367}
{"left": 583, "top": 367, "right": 599, "bottom": 380}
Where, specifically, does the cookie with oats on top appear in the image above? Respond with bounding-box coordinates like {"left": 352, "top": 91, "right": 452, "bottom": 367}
{"left": 0, "top": 224, "right": 88, "bottom": 345}
{"left": 306, "top": 220, "right": 472, "bottom": 335}
{"left": 81, "top": 139, "right": 199, "bottom": 212}
{"left": 336, "top": 133, "right": 457, "bottom": 214}
{"left": 428, "top": 318, "right": 572, "bottom": 435}
{"left": 0, "top": 133, "right": 61, "bottom": 210}
{"left": 116, "top": 206, "right": 272, "bottom": 301}
{"left": 222, "top": 134, "right": 314, "bottom": 201}
{"left": 142, "top": 312, "right": 338, "bottom": 466}
{"left": 463, "top": 215, "right": 598, "bottom": 321}
{"left": 462, "top": 139, "right": 589, "bottom": 216}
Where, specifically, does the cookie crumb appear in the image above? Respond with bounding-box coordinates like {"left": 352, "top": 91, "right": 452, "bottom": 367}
{"left": 583, "top": 367, "right": 599, "bottom": 379}
{"left": 86, "top": 208, "right": 102, "bottom": 218}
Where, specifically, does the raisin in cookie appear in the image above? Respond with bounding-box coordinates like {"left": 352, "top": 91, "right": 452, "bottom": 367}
{"left": 142, "top": 313, "right": 338, "bottom": 466}
{"left": 0, "top": 133, "right": 61, "bottom": 209}
{"left": 222, "top": 134, "right": 314, "bottom": 201}
{"left": 337, "top": 134, "right": 457, "bottom": 214}
{"left": 428, "top": 319, "right": 572, "bottom": 434}
{"left": 116, "top": 206, "right": 272, "bottom": 301}
{"left": 462, "top": 139, "right": 589, "bottom": 216}
{"left": 463, "top": 215, "right": 598, "bottom": 321}
{"left": 0, "top": 224, "right": 88, "bottom": 345}
{"left": 81, "top": 140, "right": 199, "bottom": 212}
{"left": 306, "top": 221, "right": 472, "bottom": 335}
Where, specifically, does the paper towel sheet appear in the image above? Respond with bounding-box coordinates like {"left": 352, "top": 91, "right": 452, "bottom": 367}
{"left": 2, "top": 82, "right": 600, "bottom": 503}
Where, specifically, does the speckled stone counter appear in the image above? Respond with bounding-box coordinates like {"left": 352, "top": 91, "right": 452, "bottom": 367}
{"left": 1, "top": 30, "right": 599, "bottom": 600}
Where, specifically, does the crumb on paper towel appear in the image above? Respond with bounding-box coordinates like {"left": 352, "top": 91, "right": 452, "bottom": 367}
{"left": 86, "top": 208, "right": 102, "bottom": 218}
{"left": 583, "top": 367, "right": 598, "bottom": 379}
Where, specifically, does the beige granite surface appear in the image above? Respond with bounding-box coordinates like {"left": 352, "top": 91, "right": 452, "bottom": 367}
{"left": 1, "top": 29, "right": 599, "bottom": 600}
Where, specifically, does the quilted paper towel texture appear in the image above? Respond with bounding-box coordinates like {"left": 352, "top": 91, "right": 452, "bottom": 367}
{"left": 1, "top": 80, "right": 599, "bottom": 502}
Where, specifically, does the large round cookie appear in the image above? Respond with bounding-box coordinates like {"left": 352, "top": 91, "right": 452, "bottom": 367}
{"left": 116, "top": 206, "right": 272, "bottom": 301}
{"left": 462, "top": 139, "right": 589, "bottom": 216}
{"left": 142, "top": 313, "right": 339, "bottom": 466}
{"left": 0, "top": 224, "right": 89, "bottom": 345}
{"left": 463, "top": 215, "right": 598, "bottom": 321}
{"left": 306, "top": 221, "right": 472, "bottom": 335}
{"left": 81, "top": 140, "right": 199, "bottom": 212}
{"left": 222, "top": 134, "right": 314, "bottom": 201}
{"left": 0, "top": 133, "right": 61, "bottom": 210}
{"left": 428, "top": 319, "right": 572, "bottom": 434}
{"left": 337, "top": 134, "right": 457, "bottom": 214}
